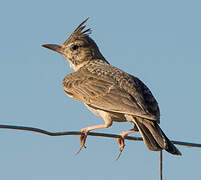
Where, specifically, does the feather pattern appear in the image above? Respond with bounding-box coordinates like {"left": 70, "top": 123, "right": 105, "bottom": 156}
{"left": 63, "top": 60, "right": 158, "bottom": 121}
{"left": 63, "top": 18, "right": 91, "bottom": 46}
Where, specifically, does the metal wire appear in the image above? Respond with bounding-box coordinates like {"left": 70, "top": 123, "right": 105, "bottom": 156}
{"left": 0, "top": 124, "right": 201, "bottom": 180}
{"left": 0, "top": 124, "right": 200, "bottom": 148}
{"left": 159, "top": 151, "right": 163, "bottom": 180}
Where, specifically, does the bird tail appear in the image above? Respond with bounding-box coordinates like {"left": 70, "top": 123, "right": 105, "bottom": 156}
{"left": 133, "top": 117, "right": 182, "bottom": 155}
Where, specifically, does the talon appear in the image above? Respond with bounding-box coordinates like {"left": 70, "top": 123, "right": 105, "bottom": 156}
{"left": 79, "top": 134, "right": 87, "bottom": 148}
{"left": 116, "top": 137, "right": 125, "bottom": 160}
{"left": 75, "top": 131, "right": 88, "bottom": 155}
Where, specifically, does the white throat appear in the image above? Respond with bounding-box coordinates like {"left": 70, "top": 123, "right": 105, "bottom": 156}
{"left": 69, "top": 60, "right": 89, "bottom": 71}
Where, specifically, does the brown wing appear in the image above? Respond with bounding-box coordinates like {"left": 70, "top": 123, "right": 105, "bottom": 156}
{"left": 62, "top": 65, "right": 158, "bottom": 121}
{"left": 130, "top": 76, "right": 160, "bottom": 121}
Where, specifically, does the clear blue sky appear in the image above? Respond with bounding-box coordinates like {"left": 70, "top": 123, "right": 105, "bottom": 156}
{"left": 0, "top": 0, "right": 201, "bottom": 179}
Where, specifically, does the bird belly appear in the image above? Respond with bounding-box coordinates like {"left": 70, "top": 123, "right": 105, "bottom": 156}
{"left": 85, "top": 104, "right": 127, "bottom": 122}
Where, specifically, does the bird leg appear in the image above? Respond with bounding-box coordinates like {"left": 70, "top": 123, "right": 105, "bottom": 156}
{"left": 76, "top": 129, "right": 88, "bottom": 155}
{"left": 116, "top": 125, "right": 138, "bottom": 160}
{"left": 76, "top": 121, "right": 112, "bottom": 155}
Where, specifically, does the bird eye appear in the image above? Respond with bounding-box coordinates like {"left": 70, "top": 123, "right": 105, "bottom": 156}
{"left": 71, "top": 45, "right": 79, "bottom": 50}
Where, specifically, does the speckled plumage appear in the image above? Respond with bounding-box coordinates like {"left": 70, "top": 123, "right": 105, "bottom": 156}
{"left": 62, "top": 59, "right": 159, "bottom": 121}
{"left": 42, "top": 18, "right": 181, "bottom": 156}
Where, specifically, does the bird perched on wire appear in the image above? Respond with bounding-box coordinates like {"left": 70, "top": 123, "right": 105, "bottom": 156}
{"left": 42, "top": 18, "right": 181, "bottom": 159}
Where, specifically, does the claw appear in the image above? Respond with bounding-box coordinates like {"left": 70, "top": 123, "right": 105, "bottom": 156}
{"left": 116, "top": 137, "right": 125, "bottom": 160}
{"left": 75, "top": 132, "right": 88, "bottom": 155}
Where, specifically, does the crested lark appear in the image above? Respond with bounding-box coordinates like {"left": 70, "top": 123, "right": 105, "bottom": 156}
{"left": 42, "top": 18, "right": 181, "bottom": 158}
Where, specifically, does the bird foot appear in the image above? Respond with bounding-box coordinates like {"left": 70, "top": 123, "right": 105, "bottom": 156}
{"left": 76, "top": 129, "right": 88, "bottom": 155}
{"left": 116, "top": 137, "right": 125, "bottom": 160}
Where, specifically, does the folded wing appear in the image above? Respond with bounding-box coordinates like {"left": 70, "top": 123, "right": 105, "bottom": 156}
{"left": 63, "top": 66, "right": 158, "bottom": 121}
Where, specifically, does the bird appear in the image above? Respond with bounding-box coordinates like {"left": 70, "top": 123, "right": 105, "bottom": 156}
{"left": 42, "top": 18, "right": 181, "bottom": 158}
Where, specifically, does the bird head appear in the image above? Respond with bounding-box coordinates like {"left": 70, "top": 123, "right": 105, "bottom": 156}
{"left": 42, "top": 18, "right": 107, "bottom": 71}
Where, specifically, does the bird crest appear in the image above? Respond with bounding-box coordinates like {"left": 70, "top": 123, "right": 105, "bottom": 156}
{"left": 63, "top": 18, "right": 91, "bottom": 46}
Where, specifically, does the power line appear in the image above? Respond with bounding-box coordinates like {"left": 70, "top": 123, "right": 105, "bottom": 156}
{"left": 0, "top": 124, "right": 200, "bottom": 148}
{"left": 0, "top": 124, "right": 201, "bottom": 180}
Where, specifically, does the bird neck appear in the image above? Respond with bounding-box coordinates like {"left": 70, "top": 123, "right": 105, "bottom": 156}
{"left": 70, "top": 60, "right": 90, "bottom": 71}
{"left": 69, "top": 48, "right": 109, "bottom": 71}
{"left": 70, "top": 58, "right": 109, "bottom": 72}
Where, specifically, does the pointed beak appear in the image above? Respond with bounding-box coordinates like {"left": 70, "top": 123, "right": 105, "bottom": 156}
{"left": 42, "top": 44, "right": 63, "bottom": 54}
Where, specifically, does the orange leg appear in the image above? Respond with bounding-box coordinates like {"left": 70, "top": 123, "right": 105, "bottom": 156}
{"left": 116, "top": 126, "right": 138, "bottom": 160}
{"left": 76, "top": 120, "right": 113, "bottom": 155}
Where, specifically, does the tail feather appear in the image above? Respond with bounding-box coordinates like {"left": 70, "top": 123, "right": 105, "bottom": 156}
{"left": 134, "top": 117, "right": 182, "bottom": 155}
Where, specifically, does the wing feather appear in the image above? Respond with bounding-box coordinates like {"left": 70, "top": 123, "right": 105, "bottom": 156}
{"left": 63, "top": 67, "right": 157, "bottom": 120}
